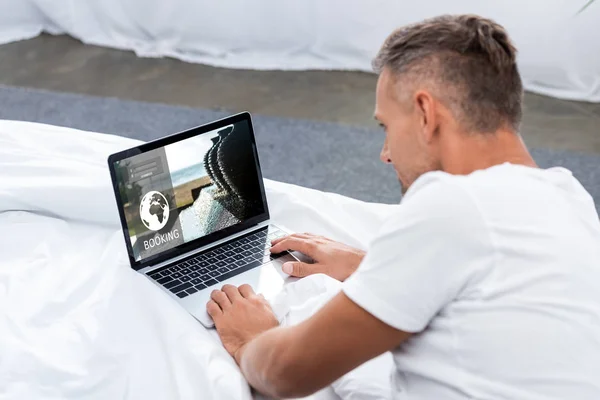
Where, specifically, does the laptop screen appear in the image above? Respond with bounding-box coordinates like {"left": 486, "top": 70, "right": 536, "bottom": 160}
{"left": 111, "top": 116, "right": 268, "bottom": 267}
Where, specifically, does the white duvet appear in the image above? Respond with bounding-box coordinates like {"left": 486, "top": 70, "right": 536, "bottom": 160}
{"left": 0, "top": 120, "right": 397, "bottom": 399}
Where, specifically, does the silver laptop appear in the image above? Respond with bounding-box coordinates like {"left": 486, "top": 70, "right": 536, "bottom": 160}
{"left": 108, "top": 112, "right": 297, "bottom": 327}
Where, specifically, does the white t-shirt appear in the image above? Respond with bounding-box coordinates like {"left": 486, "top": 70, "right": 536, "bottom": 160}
{"left": 343, "top": 163, "right": 600, "bottom": 400}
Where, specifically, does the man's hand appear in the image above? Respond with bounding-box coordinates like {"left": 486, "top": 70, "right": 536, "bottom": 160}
{"left": 207, "top": 284, "right": 279, "bottom": 364}
{"left": 270, "top": 233, "right": 365, "bottom": 281}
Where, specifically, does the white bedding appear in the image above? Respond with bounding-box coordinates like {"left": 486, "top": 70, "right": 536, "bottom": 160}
{"left": 1, "top": 0, "right": 599, "bottom": 102}
{"left": 0, "top": 120, "right": 397, "bottom": 399}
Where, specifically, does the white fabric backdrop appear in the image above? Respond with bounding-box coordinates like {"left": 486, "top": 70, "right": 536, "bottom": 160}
{"left": 1, "top": 0, "right": 599, "bottom": 102}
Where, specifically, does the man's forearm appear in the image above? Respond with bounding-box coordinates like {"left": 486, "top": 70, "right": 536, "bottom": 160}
{"left": 229, "top": 292, "right": 410, "bottom": 398}
{"left": 237, "top": 326, "right": 303, "bottom": 398}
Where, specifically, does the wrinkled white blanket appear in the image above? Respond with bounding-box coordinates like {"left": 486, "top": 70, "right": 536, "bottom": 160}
{"left": 0, "top": 120, "right": 396, "bottom": 399}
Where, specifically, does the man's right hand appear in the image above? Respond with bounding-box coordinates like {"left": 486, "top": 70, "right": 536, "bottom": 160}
{"left": 270, "top": 233, "right": 365, "bottom": 281}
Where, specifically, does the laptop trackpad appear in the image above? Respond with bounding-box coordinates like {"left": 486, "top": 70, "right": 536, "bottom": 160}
{"left": 181, "top": 256, "right": 293, "bottom": 328}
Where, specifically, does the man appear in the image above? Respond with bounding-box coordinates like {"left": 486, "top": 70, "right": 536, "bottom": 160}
{"left": 206, "top": 15, "right": 600, "bottom": 399}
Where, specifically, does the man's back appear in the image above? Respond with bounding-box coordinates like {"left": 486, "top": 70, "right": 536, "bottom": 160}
{"left": 207, "top": 15, "right": 600, "bottom": 399}
{"left": 344, "top": 163, "right": 600, "bottom": 399}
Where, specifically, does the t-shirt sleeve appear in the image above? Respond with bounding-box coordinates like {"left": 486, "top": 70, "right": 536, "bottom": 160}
{"left": 343, "top": 173, "right": 493, "bottom": 333}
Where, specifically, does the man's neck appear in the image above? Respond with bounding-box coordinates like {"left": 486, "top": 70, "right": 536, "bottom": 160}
{"left": 439, "top": 127, "right": 538, "bottom": 176}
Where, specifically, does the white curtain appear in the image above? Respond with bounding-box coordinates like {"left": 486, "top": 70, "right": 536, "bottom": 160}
{"left": 1, "top": 0, "right": 599, "bottom": 102}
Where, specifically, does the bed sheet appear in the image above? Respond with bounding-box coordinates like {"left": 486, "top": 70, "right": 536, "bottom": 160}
{"left": 0, "top": 120, "right": 397, "bottom": 399}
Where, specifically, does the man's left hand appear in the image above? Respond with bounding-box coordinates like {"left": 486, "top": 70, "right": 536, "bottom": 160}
{"left": 207, "top": 284, "right": 279, "bottom": 364}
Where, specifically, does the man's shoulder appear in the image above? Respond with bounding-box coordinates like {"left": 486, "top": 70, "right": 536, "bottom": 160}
{"left": 401, "top": 170, "right": 476, "bottom": 212}
{"left": 384, "top": 171, "right": 487, "bottom": 239}
{"left": 401, "top": 164, "right": 529, "bottom": 215}
{"left": 404, "top": 170, "right": 465, "bottom": 199}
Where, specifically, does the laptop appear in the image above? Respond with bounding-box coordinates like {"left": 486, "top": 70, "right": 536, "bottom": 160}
{"left": 107, "top": 112, "right": 297, "bottom": 327}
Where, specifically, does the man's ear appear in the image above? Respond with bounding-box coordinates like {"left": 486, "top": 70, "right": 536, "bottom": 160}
{"left": 414, "top": 90, "right": 437, "bottom": 143}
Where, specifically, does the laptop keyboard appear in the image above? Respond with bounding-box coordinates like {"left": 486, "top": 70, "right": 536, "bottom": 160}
{"left": 147, "top": 226, "right": 287, "bottom": 299}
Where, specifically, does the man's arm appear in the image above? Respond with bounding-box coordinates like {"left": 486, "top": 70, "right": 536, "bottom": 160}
{"left": 208, "top": 286, "right": 412, "bottom": 398}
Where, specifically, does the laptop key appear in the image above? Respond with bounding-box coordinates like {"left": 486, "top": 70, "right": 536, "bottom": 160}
{"left": 189, "top": 265, "right": 199, "bottom": 271}
{"left": 217, "top": 267, "right": 229, "bottom": 275}
{"left": 171, "top": 282, "right": 192, "bottom": 293}
{"left": 190, "top": 272, "right": 199, "bottom": 278}
{"left": 198, "top": 267, "right": 209, "bottom": 275}
{"left": 232, "top": 254, "right": 244, "bottom": 261}
{"left": 181, "top": 276, "right": 191, "bottom": 282}
{"left": 199, "top": 261, "right": 210, "bottom": 268}
{"left": 177, "top": 291, "right": 189, "bottom": 298}
{"left": 186, "top": 288, "right": 198, "bottom": 295}
{"left": 204, "top": 278, "right": 218, "bottom": 287}
{"left": 207, "top": 263, "right": 219, "bottom": 272}
{"left": 235, "top": 260, "right": 246, "bottom": 267}
{"left": 195, "top": 283, "right": 208, "bottom": 290}
{"left": 149, "top": 270, "right": 162, "bottom": 278}
{"left": 217, "top": 260, "right": 261, "bottom": 282}
{"left": 164, "top": 280, "right": 181, "bottom": 289}
{"left": 208, "top": 270, "right": 220, "bottom": 278}
{"left": 216, "top": 260, "right": 227, "bottom": 268}
{"left": 180, "top": 268, "right": 191, "bottom": 275}
{"left": 172, "top": 272, "right": 182, "bottom": 278}
{"left": 223, "top": 257, "right": 237, "bottom": 266}
{"left": 157, "top": 276, "right": 173, "bottom": 285}
{"left": 191, "top": 278, "right": 202, "bottom": 285}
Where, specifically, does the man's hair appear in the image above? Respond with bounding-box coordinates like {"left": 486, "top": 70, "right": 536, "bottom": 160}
{"left": 373, "top": 14, "right": 523, "bottom": 133}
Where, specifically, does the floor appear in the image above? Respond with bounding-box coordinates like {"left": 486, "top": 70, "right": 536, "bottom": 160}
{"left": 1, "top": 33, "right": 599, "bottom": 155}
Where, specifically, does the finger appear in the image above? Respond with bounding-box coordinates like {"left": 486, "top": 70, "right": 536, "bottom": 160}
{"left": 270, "top": 237, "right": 319, "bottom": 257}
{"left": 270, "top": 235, "right": 289, "bottom": 246}
{"left": 210, "top": 289, "right": 231, "bottom": 311}
{"left": 221, "top": 284, "right": 243, "bottom": 303}
{"left": 271, "top": 232, "right": 306, "bottom": 246}
{"left": 206, "top": 299, "right": 222, "bottom": 319}
{"left": 281, "top": 261, "right": 323, "bottom": 278}
{"left": 238, "top": 284, "right": 255, "bottom": 298}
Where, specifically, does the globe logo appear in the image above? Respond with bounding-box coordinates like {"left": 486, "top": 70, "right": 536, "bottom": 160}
{"left": 139, "top": 191, "right": 170, "bottom": 231}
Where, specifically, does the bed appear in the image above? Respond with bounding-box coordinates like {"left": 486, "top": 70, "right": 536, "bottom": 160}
{"left": 0, "top": 120, "right": 397, "bottom": 399}
{"left": 0, "top": 0, "right": 599, "bottom": 102}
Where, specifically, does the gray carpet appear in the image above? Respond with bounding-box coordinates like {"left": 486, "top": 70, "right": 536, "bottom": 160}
{"left": 1, "top": 84, "right": 599, "bottom": 214}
